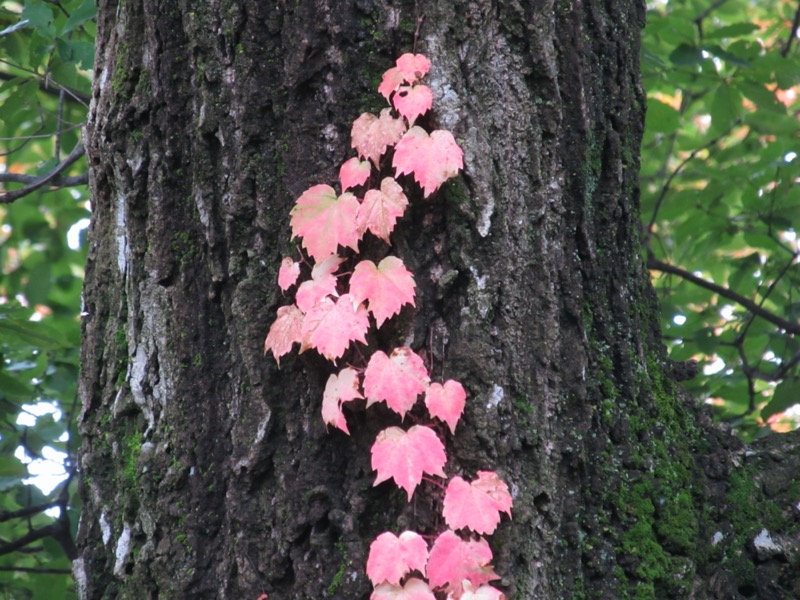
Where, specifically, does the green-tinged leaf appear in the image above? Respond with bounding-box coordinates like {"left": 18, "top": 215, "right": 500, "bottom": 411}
{"left": 738, "top": 80, "right": 786, "bottom": 114}
{"left": 61, "top": 0, "right": 97, "bottom": 34}
{"left": 0, "top": 318, "right": 69, "bottom": 349}
{"left": 710, "top": 84, "right": 742, "bottom": 133}
{"left": 761, "top": 379, "right": 800, "bottom": 421}
{"left": 704, "top": 23, "right": 759, "bottom": 40}
{"left": 646, "top": 98, "right": 680, "bottom": 134}
{"left": 22, "top": 1, "right": 55, "bottom": 37}
{"left": 0, "top": 371, "right": 35, "bottom": 397}
{"left": 669, "top": 43, "right": 703, "bottom": 66}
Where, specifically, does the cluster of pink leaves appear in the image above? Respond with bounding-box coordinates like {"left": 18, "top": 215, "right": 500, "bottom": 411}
{"left": 264, "top": 53, "right": 512, "bottom": 599}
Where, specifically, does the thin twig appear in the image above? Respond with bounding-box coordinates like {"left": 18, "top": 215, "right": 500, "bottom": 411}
{"left": 647, "top": 256, "right": 800, "bottom": 336}
{"left": 0, "top": 142, "right": 85, "bottom": 204}
{"left": 783, "top": 0, "right": 800, "bottom": 57}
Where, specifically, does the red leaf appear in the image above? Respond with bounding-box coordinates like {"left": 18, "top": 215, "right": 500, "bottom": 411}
{"left": 356, "top": 177, "right": 409, "bottom": 244}
{"left": 378, "top": 53, "right": 431, "bottom": 99}
{"left": 366, "top": 530, "right": 428, "bottom": 585}
{"left": 393, "top": 127, "right": 464, "bottom": 198}
{"left": 393, "top": 84, "right": 433, "bottom": 124}
{"left": 424, "top": 380, "right": 466, "bottom": 434}
{"left": 350, "top": 256, "right": 416, "bottom": 328}
{"left": 278, "top": 257, "right": 300, "bottom": 291}
{"left": 264, "top": 304, "right": 303, "bottom": 365}
{"left": 340, "top": 157, "right": 372, "bottom": 190}
{"left": 295, "top": 254, "right": 343, "bottom": 312}
{"left": 427, "top": 531, "right": 498, "bottom": 595}
{"left": 321, "top": 367, "right": 363, "bottom": 434}
{"left": 371, "top": 425, "right": 446, "bottom": 500}
{"left": 300, "top": 294, "right": 369, "bottom": 361}
{"left": 363, "top": 347, "right": 429, "bottom": 417}
{"left": 352, "top": 109, "right": 407, "bottom": 165}
{"left": 290, "top": 185, "right": 361, "bottom": 261}
{"left": 442, "top": 471, "right": 513, "bottom": 535}
{"left": 371, "top": 578, "right": 436, "bottom": 600}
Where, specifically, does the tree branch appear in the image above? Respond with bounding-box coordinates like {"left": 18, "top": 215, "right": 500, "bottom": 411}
{"left": 0, "top": 566, "right": 72, "bottom": 574}
{"left": 647, "top": 256, "right": 800, "bottom": 336}
{"left": 0, "top": 524, "right": 59, "bottom": 557}
{"left": 0, "top": 142, "right": 85, "bottom": 203}
{"left": 0, "top": 502, "right": 60, "bottom": 523}
{"left": 783, "top": 0, "right": 800, "bottom": 57}
{"left": 0, "top": 172, "right": 88, "bottom": 187}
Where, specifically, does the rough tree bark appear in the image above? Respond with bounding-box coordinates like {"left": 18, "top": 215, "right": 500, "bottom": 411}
{"left": 74, "top": 1, "right": 800, "bottom": 599}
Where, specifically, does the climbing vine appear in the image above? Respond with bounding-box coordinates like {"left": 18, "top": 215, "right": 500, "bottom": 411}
{"left": 265, "top": 54, "right": 512, "bottom": 599}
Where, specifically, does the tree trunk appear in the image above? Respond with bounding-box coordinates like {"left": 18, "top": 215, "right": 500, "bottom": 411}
{"left": 74, "top": 1, "right": 800, "bottom": 599}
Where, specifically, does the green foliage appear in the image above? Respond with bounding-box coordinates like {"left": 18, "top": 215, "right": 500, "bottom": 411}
{"left": 0, "top": 0, "right": 92, "bottom": 596}
{"left": 641, "top": 0, "right": 800, "bottom": 439}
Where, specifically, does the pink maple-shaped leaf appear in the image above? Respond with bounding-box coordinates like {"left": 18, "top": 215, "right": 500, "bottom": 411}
{"left": 296, "top": 254, "right": 344, "bottom": 312}
{"left": 455, "top": 582, "right": 507, "bottom": 600}
{"left": 425, "top": 380, "right": 467, "bottom": 434}
{"left": 290, "top": 185, "right": 361, "bottom": 261}
{"left": 442, "top": 471, "right": 513, "bottom": 535}
{"left": 300, "top": 294, "right": 369, "bottom": 361}
{"left": 363, "top": 347, "right": 429, "bottom": 417}
{"left": 427, "top": 531, "right": 499, "bottom": 595}
{"left": 366, "top": 530, "right": 429, "bottom": 585}
{"left": 349, "top": 256, "right": 416, "bottom": 328}
{"left": 264, "top": 304, "right": 303, "bottom": 365}
{"left": 393, "top": 84, "right": 433, "bottom": 125}
{"left": 352, "top": 108, "right": 407, "bottom": 165}
{"left": 278, "top": 257, "right": 300, "bottom": 291}
{"left": 321, "top": 367, "right": 363, "bottom": 434}
{"left": 340, "top": 157, "right": 372, "bottom": 191}
{"left": 356, "top": 177, "right": 409, "bottom": 244}
{"left": 393, "top": 127, "right": 464, "bottom": 198}
{"left": 371, "top": 578, "right": 436, "bottom": 600}
{"left": 371, "top": 425, "right": 446, "bottom": 500}
{"left": 378, "top": 53, "right": 432, "bottom": 99}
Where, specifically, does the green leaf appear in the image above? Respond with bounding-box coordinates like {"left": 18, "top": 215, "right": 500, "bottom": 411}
{"left": 22, "top": 1, "right": 55, "bottom": 37}
{"left": 761, "top": 379, "right": 800, "bottom": 421}
{"left": 710, "top": 84, "right": 742, "bottom": 133}
{"left": 704, "top": 23, "right": 759, "bottom": 39}
{"left": 646, "top": 98, "right": 680, "bottom": 134}
{"left": 61, "top": 0, "right": 97, "bottom": 35}
{"left": 669, "top": 43, "right": 703, "bottom": 66}
{"left": 0, "top": 318, "right": 69, "bottom": 349}
{"left": 0, "top": 371, "right": 35, "bottom": 397}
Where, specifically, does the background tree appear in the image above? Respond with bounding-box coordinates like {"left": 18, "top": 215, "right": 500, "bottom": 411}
{"left": 0, "top": 0, "right": 91, "bottom": 597}
{"left": 0, "top": 0, "right": 799, "bottom": 598}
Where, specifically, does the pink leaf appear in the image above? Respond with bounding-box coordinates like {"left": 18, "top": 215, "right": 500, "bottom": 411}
{"left": 457, "top": 582, "right": 507, "bottom": 600}
{"left": 278, "top": 257, "right": 300, "bottom": 291}
{"left": 378, "top": 53, "right": 431, "bottom": 99}
{"left": 356, "top": 177, "right": 409, "bottom": 244}
{"left": 427, "top": 531, "right": 498, "bottom": 595}
{"left": 264, "top": 304, "right": 303, "bottom": 365}
{"left": 349, "top": 256, "right": 416, "bottom": 328}
{"left": 371, "top": 425, "right": 446, "bottom": 500}
{"left": 295, "top": 254, "right": 344, "bottom": 312}
{"left": 392, "top": 84, "right": 433, "bottom": 124}
{"left": 366, "top": 531, "right": 429, "bottom": 585}
{"left": 340, "top": 157, "right": 372, "bottom": 190}
{"left": 363, "top": 347, "right": 429, "bottom": 417}
{"left": 321, "top": 367, "right": 363, "bottom": 434}
{"left": 300, "top": 294, "right": 369, "bottom": 361}
{"left": 442, "top": 471, "right": 513, "bottom": 535}
{"left": 393, "top": 127, "right": 464, "bottom": 198}
{"left": 352, "top": 109, "right": 407, "bottom": 165}
{"left": 290, "top": 185, "right": 361, "bottom": 261}
{"left": 371, "top": 578, "right": 436, "bottom": 600}
{"left": 425, "top": 380, "right": 467, "bottom": 434}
